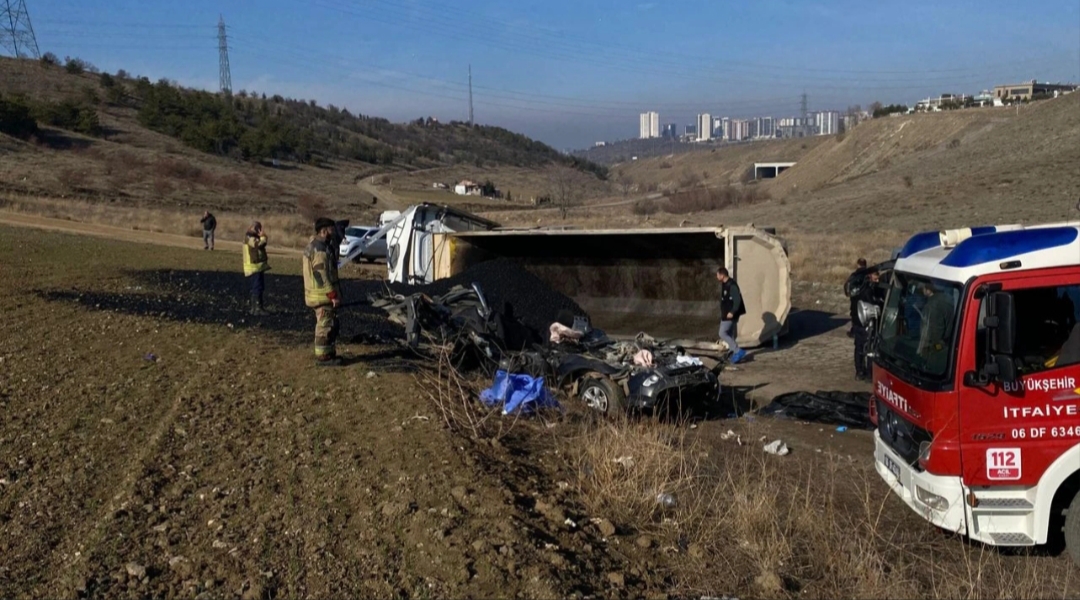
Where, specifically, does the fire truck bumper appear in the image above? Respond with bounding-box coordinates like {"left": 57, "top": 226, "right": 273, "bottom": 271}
{"left": 874, "top": 432, "right": 966, "bottom": 534}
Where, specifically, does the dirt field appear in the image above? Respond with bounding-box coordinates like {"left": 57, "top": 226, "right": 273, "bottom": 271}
{"left": 4, "top": 222, "right": 1079, "bottom": 599}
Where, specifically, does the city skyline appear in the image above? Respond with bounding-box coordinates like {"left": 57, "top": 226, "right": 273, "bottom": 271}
{"left": 632, "top": 106, "right": 849, "bottom": 145}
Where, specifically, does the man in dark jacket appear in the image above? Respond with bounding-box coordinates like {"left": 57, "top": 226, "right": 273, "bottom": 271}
{"left": 847, "top": 258, "right": 867, "bottom": 337}
{"left": 853, "top": 268, "right": 884, "bottom": 381}
{"left": 716, "top": 267, "right": 747, "bottom": 364}
{"left": 200, "top": 211, "right": 217, "bottom": 250}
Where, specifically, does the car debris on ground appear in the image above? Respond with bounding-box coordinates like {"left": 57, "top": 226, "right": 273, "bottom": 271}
{"left": 369, "top": 260, "right": 723, "bottom": 416}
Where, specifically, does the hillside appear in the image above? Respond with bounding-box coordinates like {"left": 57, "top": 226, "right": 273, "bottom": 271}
{"left": 577, "top": 94, "right": 1080, "bottom": 233}
{"left": 0, "top": 55, "right": 606, "bottom": 228}
{"left": 482, "top": 93, "right": 1080, "bottom": 302}
{"left": 610, "top": 136, "right": 830, "bottom": 195}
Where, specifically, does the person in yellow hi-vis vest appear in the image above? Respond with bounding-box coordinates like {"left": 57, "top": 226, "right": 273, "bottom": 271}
{"left": 242, "top": 221, "right": 270, "bottom": 315}
{"left": 303, "top": 218, "right": 343, "bottom": 366}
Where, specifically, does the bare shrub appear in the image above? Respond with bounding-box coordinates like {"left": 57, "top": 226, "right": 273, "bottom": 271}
{"left": 679, "top": 171, "right": 702, "bottom": 189}
{"left": 947, "top": 138, "right": 961, "bottom": 149}
{"left": 902, "top": 175, "right": 914, "bottom": 188}
{"left": 152, "top": 177, "right": 174, "bottom": 196}
{"left": 631, "top": 198, "right": 659, "bottom": 216}
{"left": 644, "top": 182, "right": 659, "bottom": 193}
{"left": 297, "top": 194, "right": 328, "bottom": 221}
{"left": 102, "top": 151, "right": 147, "bottom": 178}
{"left": 419, "top": 345, "right": 520, "bottom": 441}
{"left": 216, "top": 173, "right": 245, "bottom": 192}
{"left": 154, "top": 158, "right": 204, "bottom": 183}
{"left": 659, "top": 161, "right": 673, "bottom": 169}
{"left": 56, "top": 168, "right": 89, "bottom": 190}
{"left": 662, "top": 186, "right": 770, "bottom": 214}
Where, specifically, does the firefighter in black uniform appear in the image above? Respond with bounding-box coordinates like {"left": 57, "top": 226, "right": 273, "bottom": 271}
{"left": 853, "top": 267, "right": 885, "bottom": 381}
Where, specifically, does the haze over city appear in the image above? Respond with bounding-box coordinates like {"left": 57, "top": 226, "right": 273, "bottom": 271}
{"left": 22, "top": 0, "right": 1080, "bottom": 149}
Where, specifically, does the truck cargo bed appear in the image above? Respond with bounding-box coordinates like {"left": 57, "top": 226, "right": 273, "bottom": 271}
{"left": 436, "top": 226, "right": 790, "bottom": 350}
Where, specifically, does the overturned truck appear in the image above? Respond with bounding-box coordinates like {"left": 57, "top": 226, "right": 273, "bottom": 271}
{"left": 346, "top": 203, "right": 792, "bottom": 351}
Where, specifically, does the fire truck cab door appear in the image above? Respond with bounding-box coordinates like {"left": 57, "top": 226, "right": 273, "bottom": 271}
{"left": 957, "top": 270, "right": 1080, "bottom": 488}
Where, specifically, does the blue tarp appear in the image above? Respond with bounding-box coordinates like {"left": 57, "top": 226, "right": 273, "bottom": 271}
{"left": 480, "top": 370, "right": 560, "bottom": 415}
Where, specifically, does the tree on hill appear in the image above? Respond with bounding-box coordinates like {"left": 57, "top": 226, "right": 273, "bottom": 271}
{"left": 0, "top": 95, "right": 39, "bottom": 139}
{"left": 44, "top": 63, "right": 609, "bottom": 176}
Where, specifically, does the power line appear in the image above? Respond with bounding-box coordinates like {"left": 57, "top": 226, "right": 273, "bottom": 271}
{"left": 218, "top": 15, "right": 232, "bottom": 94}
{"left": 226, "top": 32, "right": 803, "bottom": 115}
{"left": 0, "top": 0, "right": 40, "bottom": 58}
{"left": 467, "top": 63, "right": 473, "bottom": 125}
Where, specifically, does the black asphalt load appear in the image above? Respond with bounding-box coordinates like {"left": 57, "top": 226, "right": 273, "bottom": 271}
{"left": 390, "top": 258, "right": 589, "bottom": 344}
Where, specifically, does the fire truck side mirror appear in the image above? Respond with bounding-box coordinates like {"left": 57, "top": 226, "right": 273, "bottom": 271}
{"left": 987, "top": 291, "right": 1016, "bottom": 356}
{"left": 973, "top": 291, "right": 1018, "bottom": 386}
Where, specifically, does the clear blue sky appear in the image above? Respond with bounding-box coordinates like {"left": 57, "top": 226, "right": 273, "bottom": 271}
{"left": 26, "top": 0, "right": 1080, "bottom": 149}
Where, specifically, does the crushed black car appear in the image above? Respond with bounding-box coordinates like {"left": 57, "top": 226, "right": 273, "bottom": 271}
{"left": 371, "top": 281, "right": 721, "bottom": 415}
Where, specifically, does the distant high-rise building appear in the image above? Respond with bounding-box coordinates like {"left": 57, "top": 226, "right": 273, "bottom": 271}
{"left": 696, "top": 113, "right": 712, "bottom": 141}
{"left": 711, "top": 116, "right": 723, "bottom": 137}
{"left": 639, "top": 111, "right": 660, "bottom": 139}
{"left": 816, "top": 111, "right": 840, "bottom": 135}
{"left": 756, "top": 116, "right": 775, "bottom": 138}
{"left": 720, "top": 117, "right": 730, "bottom": 141}
{"left": 684, "top": 123, "right": 697, "bottom": 138}
{"left": 662, "top": 123, "right": 678, "bottom": 138}
{"left": 729, "top": 119, "right": 750, "bottom": 141}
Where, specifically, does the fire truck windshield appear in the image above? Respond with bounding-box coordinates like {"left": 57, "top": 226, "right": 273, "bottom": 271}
{"left": 877, "top": 272, "right": 962, "bottom": 383}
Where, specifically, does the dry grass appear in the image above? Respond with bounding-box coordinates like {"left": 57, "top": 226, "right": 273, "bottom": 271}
{"left": 570, "top": 419, "right": 1076, "bottom": 599}
{"left": 662, "top": 185, "right": 771, "bottom": 215}
{"left": 420, "top": 346, "right": 1077, "bottom": 598}
{"left": 783, "top": 230, "right": 907, "bottom": 285}
{"left": 0, "top": 193, "right": 314, "bottom": 249}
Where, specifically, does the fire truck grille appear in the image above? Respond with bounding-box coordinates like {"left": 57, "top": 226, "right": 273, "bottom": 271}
{"left": 876, "top": 399, "right": 932, "bottom": 470}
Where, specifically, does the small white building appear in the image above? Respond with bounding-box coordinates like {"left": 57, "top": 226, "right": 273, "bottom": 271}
{"left": 454, "top": 180, "right": 481, "bottom": 195}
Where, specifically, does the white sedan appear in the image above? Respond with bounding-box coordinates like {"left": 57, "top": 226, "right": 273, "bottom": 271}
{"left": 339, "top": 226, "right": 388, "bottom": 264}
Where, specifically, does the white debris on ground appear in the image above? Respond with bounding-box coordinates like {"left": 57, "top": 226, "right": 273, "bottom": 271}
{"left": 719, "top": 429, "right": 743, "bottom": 445}
{"left": 613, "top": 455, "right": 635, "bottom": 468}
{"left": 763, "top": 440, "right": 790, "bottom": 456}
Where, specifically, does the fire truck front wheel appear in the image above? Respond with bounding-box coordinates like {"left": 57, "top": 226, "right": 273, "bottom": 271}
{"left": 1065, "top": 491, "right": 1080, "bottom": 565}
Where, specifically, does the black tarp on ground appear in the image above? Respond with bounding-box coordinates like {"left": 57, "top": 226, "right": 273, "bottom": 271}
{"left": 758, "top": 391, "right": 873, "bottom": 429}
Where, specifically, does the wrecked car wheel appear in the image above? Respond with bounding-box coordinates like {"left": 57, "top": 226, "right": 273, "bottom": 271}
{"left": 578, "top": 377, "right": 624, "bottom": 415}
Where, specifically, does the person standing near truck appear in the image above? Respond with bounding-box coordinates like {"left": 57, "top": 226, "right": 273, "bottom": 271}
{"left": 716, "top": 267, "right": 747, "bottom": 364}
{"left": 853, "top": 268, "right": 884, "bottom": 381}
{"left": 303, "top": 218, "right": 343, "bottom": 367}
{"left": 200, "top": 211, "right": 217, "bottom": 250}
{"left": 242, "top": 221, "right": 270, "bottom": 315}
{"left": 847, "top": 258, "right": 868, "bottom": 337}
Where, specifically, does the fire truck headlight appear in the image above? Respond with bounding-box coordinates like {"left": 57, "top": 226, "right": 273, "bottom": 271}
{"left": 916, "top": 485, "right": 949, "bottom": 511}
{"left": 918, "top": 441, "right": 932, "bottom": 465}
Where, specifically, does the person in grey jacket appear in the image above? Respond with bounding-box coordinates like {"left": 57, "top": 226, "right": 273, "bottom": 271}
{"left": 716, "top": 267, "right": 747, "bottom": 364}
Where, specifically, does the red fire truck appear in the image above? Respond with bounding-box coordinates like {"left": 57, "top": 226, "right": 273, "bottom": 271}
{"left": 871, "top": 223, "right": 1080, "bottom": 561}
